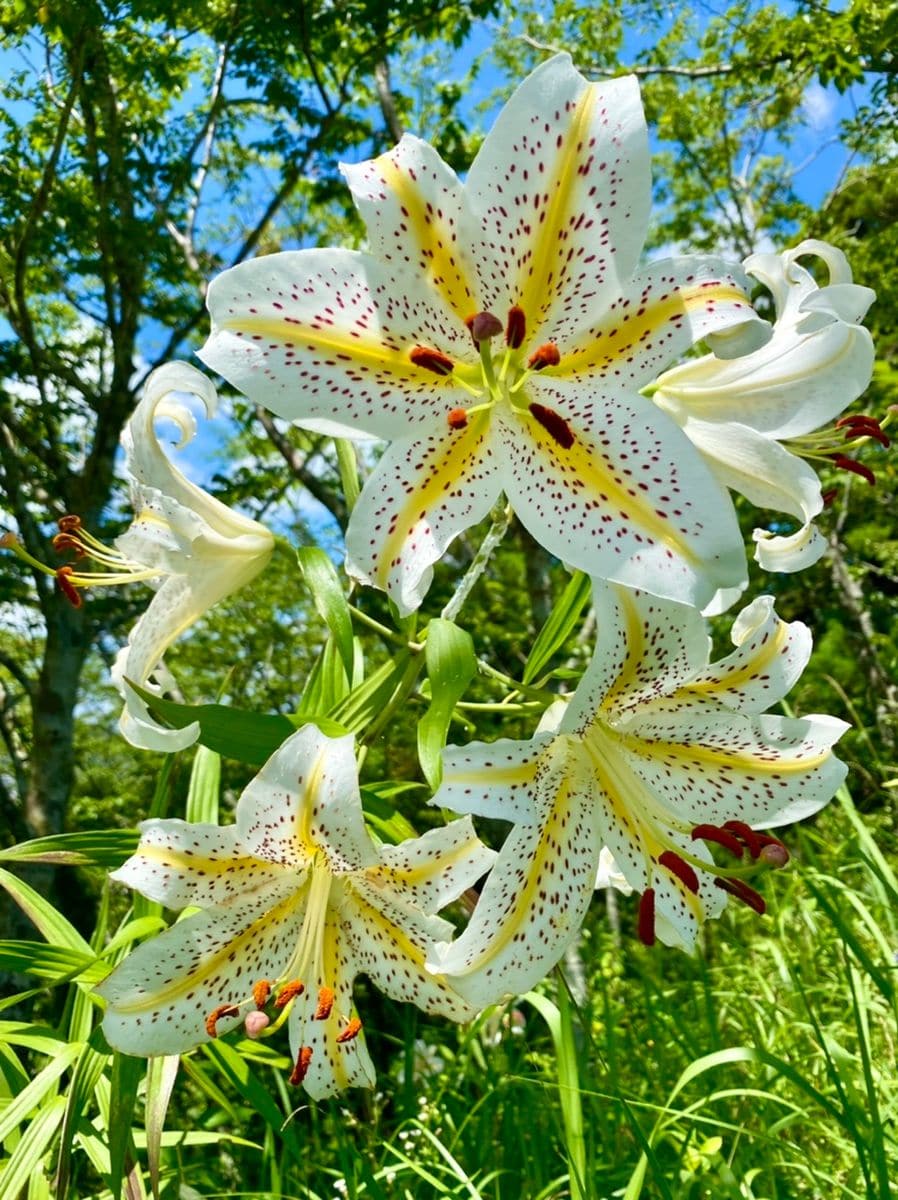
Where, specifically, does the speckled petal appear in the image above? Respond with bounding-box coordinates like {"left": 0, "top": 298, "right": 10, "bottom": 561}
{"left": 342, "top": 135, "right": 483, "bottom": 324}
{"left": 343, "top": 412, "right": 501, "bottom": 616}
{"left": 682, "top": 595, "right": 812, "bottom": 713}
{"left": 466, "top": 54, "right": 650, "bottom": 344}
{"left": 111, "top": 818, "right": 290, "bottom": 909}
{"left": 435, "top": 734, "right": 556, "bottom": 823}
{"left": 236, "top": 726, "right": 378, "bottom": 873}
{"left": 553, "top": 258, "right": 765, "bottom": 387}
{"left": 610, "top": 709, "right": 848, "bottom": 828}
{"left": 429, "top": 739, "right": 601, "bottom": 1007}
{"left": 98, "top": 877, "right": 304, "bottom": 1056}
{"left": 367, "top": 818, "right": 496, "bottom": 913}
{"left": 495, "top": 392, "right": 746, "bottom": 610}
{"left": 340, "top": 880, "right": 474, "bottom": 1020}
{"left": 560, "top": 583, "right": 710, "bottom": 732}
{"left": 287, "top": 907, "right": 376, "bottom": 1100}
{"left": 199, "top": 249, "right": 476, "bottom": 440}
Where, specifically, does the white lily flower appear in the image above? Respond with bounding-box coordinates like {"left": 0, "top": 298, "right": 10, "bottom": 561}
{"left": 51, "top": 362, "right": 274, "bottom": 751}
{"left": 650, "top": 239, "right": 876, "bottom": 574}
{"left": 97, "top": 725, "right": 495, "bottom": 1099}
{"left": 200, "top": 54, "right": 768, "bottom": 616}
{"left": 429, "top": 584, "right": 847, "bottom": 1004}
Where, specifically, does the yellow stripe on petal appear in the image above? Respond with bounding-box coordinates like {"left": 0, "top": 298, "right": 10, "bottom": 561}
{"left": 137, "top": 843, "right": 279, "bottom": 880}
{"left": 375, "top": 155, "right": 478, "bottom": 323}
{"left": 373, "top": 410, "right": 493, "bottom": 589}
{"left": 685, "top": 622, "right": 788, "bottom": 699}
{"left": 618, "top": 731, "right": 832, "bottom": 776}
{"left": 111, "top": 886, "right": 305, "bottom": 1015}
{"left": 559, "top": 282, "right": 750, "bottom": 377}
{"left": 516, "top": 85, "right": 598, "bottom": 326}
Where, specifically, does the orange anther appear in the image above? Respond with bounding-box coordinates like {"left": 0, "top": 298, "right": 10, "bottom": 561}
{"left": 204, "top": 1003, "right": 239, "bottom": 1038}
{"left": 336, "top": 1017, "right": 363, "bottom": 1044}
{"left": 252, "top": 979, "right": 272, "bottom": 1009}
{"left": 527, "top": 342, "right": 560, "bottom": 370}
{"left": 314, "top": 986, "right": 335, "bottom": 1020}
{"left": 273, "top": 979, "right": 305, "bottom": 1008}
{"left": 57, "top": 515, "right": 82, "bottom": 533}
{"left": 288, "top": 1045, "right": 314, "bottom": 1085}
{"left": 52, "top": 532, "right": 85, "bottom": 557}
{"left": 447, "top": 407, "right": 469, "bottom": 430}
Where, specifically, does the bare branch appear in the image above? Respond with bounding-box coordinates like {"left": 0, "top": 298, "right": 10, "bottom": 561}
{"left": 255, "top": 407, "right": 347, "bottom": 528}
{"left": 375, "top": 57, "right": 404, "bottom": 142}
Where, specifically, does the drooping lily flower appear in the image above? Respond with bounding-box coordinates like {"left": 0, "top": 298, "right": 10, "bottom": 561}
{"left": 51, "top": 362, "right": 274, "bottom": 750}
{"left": 200, "top": 54, "right": 769, "bottom": 616}
{"left": 428, "top": 583, "right": 846, "bottom": 1004}
{"left": 649, "top": 239, "right": 876, "bottom": 573}
{"left": 97, "top": 725, "right": 495, "bottom": 1099}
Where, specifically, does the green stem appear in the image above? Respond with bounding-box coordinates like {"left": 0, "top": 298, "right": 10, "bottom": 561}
{"left": 440, "top": 500, "right": 513, "bottom": 624}
{"left": 334, "top": 438, "right": 360, "bottom": 513}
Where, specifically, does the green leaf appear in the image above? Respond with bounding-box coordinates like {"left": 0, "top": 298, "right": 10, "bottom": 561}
{"left": 329, "top": 651, "right": 413, "bottom": 733}
{"left": 298, "top": 635, "right": 352, "bottom": 715}
{"left": 297, "top": 546, "right": 355, "bottom": 679}
{"left": 0, "top": 1042, "right": 80, "bottom": 1144}
{"left": 0, "top": 942, "right": 105, "bottom": 985}
{"left": 124, "top": 681, "right": 296, "bottom": 766}
{"left": 522, "top": 571, "right": 591, "bottom": 684}
{"left": 360, "top": 781, "right": 423, "bottom": 844}
{"left": 417, "top": 619, "right": 476, "bottom": 789}
{"left": 146, "top": 1056, "right": 180, "bottom": 1200}
{"left": 0, "top": 831, "right": 139, "bottom": 869}
{"left": 109, "top": 1051, "right": 145, "bottom": 1200}
{"left": 0, "top": 869, "right": 93, "bottom": 956}
{"left": 55, "top": 1039, "right": 108, "bottom": 1200}
{"left": 201, "top": 1041, "right": 301, "bottom": 1165}
{"left": 0, "top": 1094, "right": 66, "bottom": 1200}
{"left": 185, "top": 745, "right": 221, "bottom": 824}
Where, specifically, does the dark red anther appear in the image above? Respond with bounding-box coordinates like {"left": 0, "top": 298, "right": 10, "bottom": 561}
{"left": 527, "top": 342, "right": 561, "bottom": 370}
{"left": 55, "top": 566, "right": 83, "bottom": 608}
{"left": 505, "top": 305, "right": 526, "bottom": 349}
{"left": 759, "top": 841, "right": 790, "bottom": 869}
{"left": 722, "top": 819, "right": 767, "bottom": 859}
{"left": 289, "top": 1045, "right": 314, "bottom": 1085}
{"left": 447, "top": 407, "right": 469, "bottom": 430}
{"left": 52, "top": 532, "right": 85, "bottom": 557}
{"left": 691, "top": 824, "right": 744, "bottom": 858}
{"left": 637, "top": 887, "right": 656, "bottom": 946}
{"left": 714, "top": 875, "right": 766, "bottom": 915}
{"left": 57, "top": 514, "right": 82, "bottom": 533}
{"left": 658, "top": 850, "right": 699, "bottom": 894}
{"left": 466, "top": 311, "right": 503, "bottom": 343}
{"left": 831, "top": 454, "right": 876, "bottom": 486}
{"left": 529, "top": 403, "right": 575, "bottom": 449}
{"left": 821, "top": 487, "right": 839, "bottom": 507}
{"left": 835, "top": 415, "right": 890, "bottom": 447}
{"left": 409, "top": 345, "right": 454, "bottom": 376}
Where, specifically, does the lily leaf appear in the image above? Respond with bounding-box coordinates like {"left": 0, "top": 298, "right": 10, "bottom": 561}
{"left": 418, "top": 619, "right": 476, "bottom": 789}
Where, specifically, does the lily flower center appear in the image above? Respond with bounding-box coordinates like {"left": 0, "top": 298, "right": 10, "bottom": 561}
{"left": 202, "top": 858, "right": 362, "bottom": 1086}
{"left": 410, "top": 305, "right": 574, "bottom": 449}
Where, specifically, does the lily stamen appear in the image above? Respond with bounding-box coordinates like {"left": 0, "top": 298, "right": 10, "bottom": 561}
{"left": 289, "top": 1046, "right": 314, "bottom": 1086}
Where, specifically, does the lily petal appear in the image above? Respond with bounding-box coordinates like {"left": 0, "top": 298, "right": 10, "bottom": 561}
{"left": 466, "top": 54, "right": 650, "bottom": 342}
{"left": 684, "top": 595, "right": 812, "bottom": 713}
{"left": 199, "top": 249, "right": 476, "bottom": 440}
{"left": 343, "top": 412, "right": 500, "bottom": 616}
{"left": 287, "top": 908, "right": 376, "bottom": 1100}
{"left": 97, "top": 878, "right": 304, "bottom": 1056}
{"left": 342, "top": 135, "right": 482, "bottom": 325}
{"left": 495, "top": 388, "right": 746, "bottom": 609}
{"left": 753, "top": 521, "right": 828, "bottom": 573}
{"left": 557, "top": 258, "right": 766, "bottom": 387}
{"left": 674, "top": 414, "right": 823, "bottom": 522}
{"left": 236, "top": 727, "right": 378, "bottom": 873}
{"left": 112, "top": 819, "right": 288, "bottom": 910}
{"left": 560, "top": 582, "right": 710, "bottom": 729}
{"left": 436, "top": 734, "right": 556, "bottom": 823}
{"left": 430, "top": 739, "right": 601, "bottom": 1007}
{"left": 368, "top": 817, "right": 497, "bottom": 912}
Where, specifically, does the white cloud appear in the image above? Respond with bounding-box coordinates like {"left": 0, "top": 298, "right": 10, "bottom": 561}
{"left": 803, "top": 83, "right": 837, "bottom": 131}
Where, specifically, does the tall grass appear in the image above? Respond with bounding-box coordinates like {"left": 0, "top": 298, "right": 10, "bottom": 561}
{"left": 1, "top": 784, "right": 895, "bottom": 1199}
